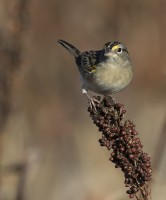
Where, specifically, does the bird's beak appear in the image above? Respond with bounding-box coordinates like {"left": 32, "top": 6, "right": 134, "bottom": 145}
{"left": 104, "top": 51, "right": 114, "bottom": 57}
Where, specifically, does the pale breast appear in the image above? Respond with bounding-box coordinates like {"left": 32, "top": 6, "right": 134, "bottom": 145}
{"left": 88, "top": 62, "right": 133, "bottom": 94}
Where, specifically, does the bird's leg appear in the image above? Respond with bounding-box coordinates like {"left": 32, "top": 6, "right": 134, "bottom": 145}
{"left": 82, "top": 88, "right": 100, "bottom": 111}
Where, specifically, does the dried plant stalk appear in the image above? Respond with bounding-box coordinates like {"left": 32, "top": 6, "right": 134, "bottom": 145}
{"left": 88, "top": 96, "right": 152, "bottom": 200}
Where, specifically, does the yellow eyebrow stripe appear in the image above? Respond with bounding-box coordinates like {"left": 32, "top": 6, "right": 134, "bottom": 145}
{"left": 112, "top": 45, "right": 119, "bottom": 51}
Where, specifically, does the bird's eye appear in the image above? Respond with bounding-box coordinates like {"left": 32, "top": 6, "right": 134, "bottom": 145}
{"left": 117, "top": 48, "right": 122, "bottom": 53}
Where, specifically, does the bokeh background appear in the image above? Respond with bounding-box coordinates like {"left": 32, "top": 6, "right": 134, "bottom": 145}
{"left": 0, "top": 0, "right": 166, "bottom": 200}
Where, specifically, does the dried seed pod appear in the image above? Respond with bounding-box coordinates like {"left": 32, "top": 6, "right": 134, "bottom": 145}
{"left": 88, "top": 96, "right": 152, "bottom": 199}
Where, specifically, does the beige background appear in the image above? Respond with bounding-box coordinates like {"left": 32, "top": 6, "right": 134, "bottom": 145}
{"left": 0, "top": 0, "right": 166, "bottom": 200}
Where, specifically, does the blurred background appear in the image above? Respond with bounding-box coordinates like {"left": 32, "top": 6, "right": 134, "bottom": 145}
{"left": 0, "top": 0, "right": 166, "bottom": 200}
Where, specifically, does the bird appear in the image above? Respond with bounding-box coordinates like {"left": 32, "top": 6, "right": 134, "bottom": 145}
{"left": 57, "top": 39, "right": 133, "bottom": 109}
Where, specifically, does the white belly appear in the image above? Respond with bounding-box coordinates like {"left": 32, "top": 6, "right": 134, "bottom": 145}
{"left": 84, "top": 63, "right": 133, "bottom": 95}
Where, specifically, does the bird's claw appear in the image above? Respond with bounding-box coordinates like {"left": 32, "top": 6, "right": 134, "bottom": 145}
{"left": 88, "top": 97, "right": 100, "bottom": 112}
{"left": 82, "top": 88, "right": 101, "bottom": 111}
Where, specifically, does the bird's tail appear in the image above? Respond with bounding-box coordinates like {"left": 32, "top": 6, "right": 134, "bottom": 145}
{"left": 57, "top": 39, "right": 81, "bottom": 58}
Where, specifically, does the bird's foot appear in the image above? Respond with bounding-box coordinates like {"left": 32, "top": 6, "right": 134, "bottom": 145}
{"left": 82, "top": 89, "right": 101, "bottom": 111}
{"left": 88, "top": 96, "right": 101, "bottom": 111}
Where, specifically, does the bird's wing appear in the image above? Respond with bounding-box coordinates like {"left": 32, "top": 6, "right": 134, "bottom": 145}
{"left": 76, "top": 50, "right": 103, "bottom": 74}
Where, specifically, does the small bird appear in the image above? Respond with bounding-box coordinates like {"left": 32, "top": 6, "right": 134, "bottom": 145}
{"left": 57, "top": 39, "right": 133, "bottom": 109}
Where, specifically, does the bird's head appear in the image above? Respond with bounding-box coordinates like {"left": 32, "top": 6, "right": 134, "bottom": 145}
{"left": 103, "top": 41, "right": 131, "bottom": 65}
